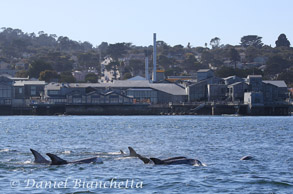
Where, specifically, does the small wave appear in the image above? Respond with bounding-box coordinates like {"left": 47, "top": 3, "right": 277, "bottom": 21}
{"left": 23, "top": 160, "right": 33, "bottom": 164}
{"left": 250, "top": 179, "right": 293, "bottom": 187}
{"left": 114, "top": 157, "right": 132, "bottom": 160}
{"left": 62, "top": 150, "right": 71, "bottom": 154}
{"left": 105, "top": 152, "right": 123, "bottom": 155}
{"left": 193, "top": 163, "right": 207, "bottom": 167}
{"left": 70, "top": 190, "right": 95, "bottom": 194}
{"left": 0, "top": 149, "right": 10, "bottom": 152}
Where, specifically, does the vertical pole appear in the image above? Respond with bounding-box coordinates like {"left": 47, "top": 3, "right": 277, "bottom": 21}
{"left": 152, "top": 33, "right": 157, "bottom": 82}
{"left": 145, "top": 57, "right": 149, "bottom": 80}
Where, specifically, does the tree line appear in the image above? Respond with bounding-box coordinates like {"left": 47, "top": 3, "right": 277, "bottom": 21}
{"left": 0, "top": 27, "right": 293, "bottom": 86}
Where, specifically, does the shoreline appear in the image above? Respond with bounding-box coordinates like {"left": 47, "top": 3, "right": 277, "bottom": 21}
{"left": 0, "top": 103, "right": 291, "bottom": 116}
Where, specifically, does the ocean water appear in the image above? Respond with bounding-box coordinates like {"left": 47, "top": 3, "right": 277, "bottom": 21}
{"left": 0, "top": 116, "right": 292, "bottom": 194}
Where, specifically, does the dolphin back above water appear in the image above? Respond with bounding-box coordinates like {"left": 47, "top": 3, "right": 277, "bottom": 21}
{"left": 128, "top": 147, "right": 203, "bottom": 166}
{"left": 240, "top": 155, "right": 253, "bottom": 160}
{"left": 137, "top": 154, "right": 188, "bottom": 164}
{"left": 46, "top": 153, "right": 103, "bottom": 165}
{"left": 30, "top": 149, "right": 50, "bottom": 164}
{"left": 150, "top": 157, "right": 203, "bottom": 166}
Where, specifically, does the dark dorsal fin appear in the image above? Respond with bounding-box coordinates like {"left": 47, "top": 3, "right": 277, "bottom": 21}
{"left": 46, "top": 153, "right": 68, "bottom": 165}
{"left": 128, "top": 147, "right": 138, "bottom": 157}
{"left": 120, "top": 150, "right": 125, "bottom": 154}
{"left": 30, "top": 149, "right": 50, "bottom": 164}
{"left": 150, "top": 158, "right": 165, "bottom": 165}
{"left": 240, "top": 155, "right": 253, "bottom": 160}
{"left": 137, "top": 154, "right": 151, "bottom": 164}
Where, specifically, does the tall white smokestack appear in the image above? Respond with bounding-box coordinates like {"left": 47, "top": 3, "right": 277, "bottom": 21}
{"left": 152, "top": 33, "right": 157, "bottom": 82}
{"left": 145, "top": 57, "right": 149, "bottom": 80}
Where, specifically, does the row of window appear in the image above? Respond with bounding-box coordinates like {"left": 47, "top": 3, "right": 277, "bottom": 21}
{"left": 127, "top": 90, "right": 157, "bottom": 98}
{"left": 16, "top": 87, "right": 37, "bottom": 96}
{"left": 48, "top": 99, "right": 67, "bottom": 103}
{"left": 0, "top": 89, "right": 12, "bottom": 98}
{"left": 0, "top": 99, "right": 11, "bottom": 105}
{"left": 68, "top": 97, "right": 132, "bottom": 104}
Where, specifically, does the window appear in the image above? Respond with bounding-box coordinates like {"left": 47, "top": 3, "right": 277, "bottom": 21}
{"left": 19, "top": 88, "right": 23, "bottom": 94}
{"left": 73, "top": 98, "right": 81, "bottom": 104}
{"left": 31, "top": 86, "right": 37, "bottom": 96}
{"left": 0, "top": 86, "right": 11, "bottom": 98}
{"left": 49, "top": 90, "right": 59, "bottom": 95}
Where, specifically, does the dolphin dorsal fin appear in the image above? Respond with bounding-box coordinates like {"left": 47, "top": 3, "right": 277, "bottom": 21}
{"left": 30, "top": 149, "right": 50, "bottom": 164}
{"left": 240, "top": 155, "right": 253, "bottom": 160}
{"left": 128, "top": 147, "right": 138, "bottom": 157}
{"left": 46, "top": 153, "right": 68, "bottom": 165}
{"left": 150, "top": 158, "right": 165, "bottom": 165}
{"left": 120, "top": 150, "right": 125, "bottom": 154}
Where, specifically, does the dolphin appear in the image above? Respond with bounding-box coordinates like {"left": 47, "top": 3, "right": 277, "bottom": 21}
{"left": 150, "top": 157, "right": 203, "bottom": 166}
{"left": 137, "top": 154, "right": 188, "bottom": 164}
{"left": 30, "top": 149, "right": 50, "bottom": 164}
{"left": 240, "top": 155, "right": 253, "bottom": 160}
{"left": 128, "top": 147, "right": 194, "bottom": 165}
{"left": 46, "top": 153, "right": 103, "bottom": 165}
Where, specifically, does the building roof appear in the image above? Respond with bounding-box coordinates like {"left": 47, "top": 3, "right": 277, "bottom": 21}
{"left": 223, "top": 75, "right": 243, "bottom": 80}
{"left": 263, "top": 80, "right": 287, "bottom": 88}
{"left": 151, "top": 83, "right": 186, "bottom": 95}
{"left": 247, "top": 75, "right": 262, "bottom": 78}
{"left": 197, "top": 69, "right": 212, "bottom": 73}
{"left": 127, "top": 76, "right": 147, "bottom": 81}
{"left": 46, "top": 80, "right": 187, "bottom": 96}
{"left": 14, "top": 80, "right": 46, "bottom": 86}
{"left": 228, "top": 81, "right": 246, "bottom": 87}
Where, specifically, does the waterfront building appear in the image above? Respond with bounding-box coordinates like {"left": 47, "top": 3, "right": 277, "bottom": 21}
{"left": 196, "top": 69, "right": 214, "bottom": 82}
{"left": 207, "top": 84, "right": 227, "bottom": 101}
{"left": 45, "top": 80, "right": 187, "bottom": 105}
{"left": 227, "top": 82, "right": 248, "bottom": 102}
{"left": 13, "top": 80, "right": 46, "bottom": 107}
{"left": 0, "top": 75, "right": 13, "bottom": 105}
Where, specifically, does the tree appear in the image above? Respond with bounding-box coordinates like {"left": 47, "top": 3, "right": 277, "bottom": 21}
{"left": 201, "top": 51, "right": 214, "bottom": 66}
{"left": 277, "top": 68, "right": 293, "bottom": 87}
{"left": 229, "top": 48, "right": 240, "bottom": 68}
{"left": 39, "top": 70, "right": 59, "bottom": 82}
{"left": 183, "top": 53, "right": 204, "bottom": 71}
{"left": 157, "top": 55, "right": 174, "bottom": 70}
{"left": 122, "top": 72, "right": 132, "bottom": 80}
{"left": 37, "top": 52, "right": 74, "bottom": 72}
{"left": 165, "top": 67, "right": 183, "bottom": 76}
{"left": 215, "top": 66, "right": 263, "bottom": 78}
{"left": 210, "top": 37, "right": 221, "bottom": 49}
{"left": 106, "top": 43, "right": 131, "bottom": 60}
{"left": 275, "top": 34, "right": 290, "bottom": 47}
{"left": 245, "top": 46, "right": 260, "bottom": 62}
{"left": 98, "top": 42, "right": 109, "bottom": 58}
{"left": 128, "top": 59, "right": 144, "bottom": 75}
{"left": 240, "top": 35, "right": 263, "bottom": 48}
{"left": 28, "top": 60, "right": 53, "bottom": 78}
{"left": 59, "top": 72, "right": 76, "bottom": 83}
{"left": 85, "top": 73, "right": 98, "bottom": 83}
{"left": 15, "top": 70, "right": 28, "bottom": 78}
{"left": 77, "top": 52, "right": 100, "bottom": 68}
{"left": 265, "top": 55, "right": 291, "bottom": 75}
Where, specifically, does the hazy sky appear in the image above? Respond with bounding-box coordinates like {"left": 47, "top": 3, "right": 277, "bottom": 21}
{"left": 1, "top": 0, "right": 292, "bottom": 47}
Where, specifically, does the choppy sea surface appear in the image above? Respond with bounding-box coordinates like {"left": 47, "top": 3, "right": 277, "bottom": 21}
{"left": 0, "top": 116, "right": 292, "bottom": 194}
